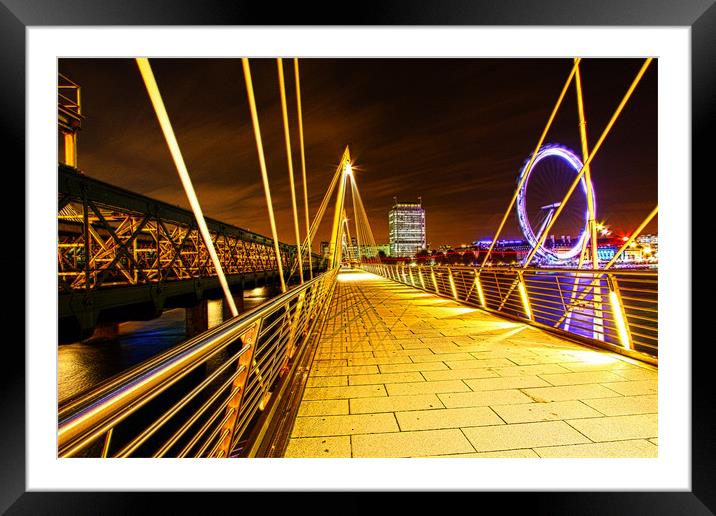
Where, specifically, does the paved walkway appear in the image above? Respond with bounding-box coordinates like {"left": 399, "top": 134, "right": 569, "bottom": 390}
{"left": 284, "top": 269, "right": 657, "bottom": 458}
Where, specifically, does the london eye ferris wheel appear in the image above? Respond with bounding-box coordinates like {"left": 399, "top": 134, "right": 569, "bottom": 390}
{"left": 515, "top": 144, "right": 596, "bottom": 264}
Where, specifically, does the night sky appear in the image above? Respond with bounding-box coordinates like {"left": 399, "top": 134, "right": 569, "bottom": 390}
{"left": 58, "top": 58, "right": 657, "bottom": 249}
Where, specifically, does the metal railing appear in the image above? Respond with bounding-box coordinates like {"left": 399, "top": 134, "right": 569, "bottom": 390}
{"left": 364, "top": 263, "right": 657, "bottom": 362}
{"left": 58, "top": 268, "right": 338, "bottom": 458}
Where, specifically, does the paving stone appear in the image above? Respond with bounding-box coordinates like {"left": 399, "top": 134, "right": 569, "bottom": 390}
{"left": 441, "top": 449, "right": 540, "bottom": 458}
{"left": 491, "top": 364, "right": 572, "bottom": 377}
{"left": 582, "top": 395, "right": 658, "bottom": 416}
{"left": 284, "top": 436, "right": 352, "bottom": 458}
{"left": 312, "top": 358, "right": 349, "bottom": 366}
{"left": 378, "top": 362, "right": 449, "bottom": 374}
{"left": 346, "top": 356, "right": 413, "bottom": 366}
{"left": 350, "top": 394, "right": 444, "bottom": 414}
{"left": 396, "top": 406, "right": 504, "bottom": 431}
{"left": 602, "top": 380, "right": 658, "bottom": 396}
{"left": 374, "top": 348, "right": 435, "bottom": 357}
{"left": 306, "top": 376, "right": 348, "bottom": 388}
{"left": 349, "top": 372, "right": 425, "bottom": 385}
{"left": 421, "top": 368, "right": 499, "bottom": 382}
{"left": 521, "top": 384, "right": 623, "bottom": 402}
{"left": 310, "top": 365, "right": 380, "bottom": 377}
{"left": 302, "top": 384, "right": 387, "bottom": 400}
{"left": 352, "top": 429, "right": 475, "bottom": 457}
{"left": 462, "top": 421, "right": 591, "bottom": 452}
{"left": 566, "top": 414, "right": 658, "bottom": 441}
{"left": 505, "top": 355, "right": 582, "bottom": 366}
{"left": 538, "top": 371, "right": 627, "bottom": 386}
{"left": 534, "top": 439, "right": 658, "bottom": 458}
{"left": 297, "top": 399, "right": 350, "bottom": 417}
{"left": 428, "top": 344, "right": 467, "bottom": 354}
{"left": 465, "top": 376, "right": 552, "bottom": 392}
{"left": 411, "top": 353, "right": 475, "bottom": 363}
{"left": 386, "top": 380, "right": 471, "bottom": 396}
{"left": 558, "top": 360, "right": 644, "bottom": 373}
{"left": 608, "top": 367, "right": 658, "bottom": 381}
{"left": 447, "top": 358, "right": 516, "bottom": 369}
{"left": 291, "top": 413, "right": 399, "bottom": 437}
{"left": 438, "top": 390, "right": 534, "bottom": 408}
{"left": 491, "top": 400, "right": 603, "bottom": 424}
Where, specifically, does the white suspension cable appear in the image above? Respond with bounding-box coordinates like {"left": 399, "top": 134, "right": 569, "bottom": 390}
{"left": 135, "top": 58, "right": 239, "bottom": 316}
{"left": 242, "top": 58, "right": 287, "bottom": 293}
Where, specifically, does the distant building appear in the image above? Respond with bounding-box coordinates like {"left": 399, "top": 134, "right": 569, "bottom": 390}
{"left": 389, "top": 198, "right": 426, "bottom": 258}
{"left": 636, "top": 234, "right": 658, "bottom": 245}
{"left": 348, "top": 236, "right": 358, "bottom": 260}
{"left": 472, "top": 239, "right": 531, "bottom": 263}
{"left": 375, "top": 243, "right": 391, "bottom": 257}
{"left": 623, "top": 244, "right": 643, "bottom": 262}
{"left": 636, "top": 234, "right": 658, "bottom": 261}
{"left": 596, "top": 245, "right": 618, "bottom": 262}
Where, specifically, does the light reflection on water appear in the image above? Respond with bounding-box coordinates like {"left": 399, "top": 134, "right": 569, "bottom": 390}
{"left": 58, "top": 296, "right": 267, "bottom": 403}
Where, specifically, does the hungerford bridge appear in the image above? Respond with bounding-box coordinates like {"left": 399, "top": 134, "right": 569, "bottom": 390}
{"left": 58, "top": 58, "right": 658, "bottom": 458}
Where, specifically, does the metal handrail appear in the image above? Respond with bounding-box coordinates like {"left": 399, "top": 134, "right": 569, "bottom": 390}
{"left": 58, "top": 268, "right": 338, "bottom": 458}
{"left": 364, "top": 263, "right": 657, "bottom": 362}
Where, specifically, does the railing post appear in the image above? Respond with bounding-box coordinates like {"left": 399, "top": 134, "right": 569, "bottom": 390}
{"left": 283, "top": 291, "right": 306, "bottom": 365}
{"left": 217, "top": 321, "right": 259, "bottom": 458}
{"left": 517, "top": 271, "right": 533, "bottom": 320}
{"left": 475, "top": 271, "right": 487, "bottom": 309}
{"left": 448, "top": 268, "right": 458, "bottom": 300}
{"left": 607, "top": 274, "right": 633, "bottom": 350}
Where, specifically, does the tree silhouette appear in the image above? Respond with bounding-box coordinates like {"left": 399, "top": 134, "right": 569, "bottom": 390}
{"left": 475, "top": 249, "right": 489, "bottom": 266}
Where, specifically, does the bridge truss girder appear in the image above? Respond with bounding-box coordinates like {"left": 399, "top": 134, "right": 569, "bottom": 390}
{"left": 58, "top": 164, "right": 313, "bottom": 293}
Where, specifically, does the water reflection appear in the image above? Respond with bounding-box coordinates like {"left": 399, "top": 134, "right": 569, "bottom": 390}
{"left": 58, "top": 296, "right": 267, "bottom": 403}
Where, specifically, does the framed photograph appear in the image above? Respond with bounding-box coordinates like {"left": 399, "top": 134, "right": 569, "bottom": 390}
{"left": 3, "top": 0, "right": 709, "bottom": 513}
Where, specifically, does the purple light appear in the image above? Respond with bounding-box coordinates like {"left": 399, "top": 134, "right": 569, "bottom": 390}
{"left": 515, "top": 144, "right": 596, "bottom": 263}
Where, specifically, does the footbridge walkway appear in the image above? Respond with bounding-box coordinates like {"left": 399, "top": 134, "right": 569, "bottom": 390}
{"left": 285, "top": 269, "right": 657, "bottom": 458}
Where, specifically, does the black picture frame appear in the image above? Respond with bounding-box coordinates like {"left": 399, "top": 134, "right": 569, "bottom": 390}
{"left": 2, "top": 1, "right": 709, "bottom": 513}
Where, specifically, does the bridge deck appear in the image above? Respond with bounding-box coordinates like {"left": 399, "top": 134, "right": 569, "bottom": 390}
{"left": 285, "top": 269, "right": 657, "bottom": 458}
{"left": 285, "top": 271, "right": 658, "bottom": 457}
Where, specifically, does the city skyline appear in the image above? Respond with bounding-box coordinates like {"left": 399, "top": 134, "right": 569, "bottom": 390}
{"left": 58, "top": 58, "right": 657, "bottom": 248}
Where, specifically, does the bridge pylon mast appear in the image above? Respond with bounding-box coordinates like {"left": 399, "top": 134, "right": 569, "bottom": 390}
{"left": 328, "top": 147, "right": 351, "bottom": 269}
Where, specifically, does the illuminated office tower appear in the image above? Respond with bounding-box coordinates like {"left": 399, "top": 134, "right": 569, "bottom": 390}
{"left": 389, "top": 197, "right": 426, "bottom": 258}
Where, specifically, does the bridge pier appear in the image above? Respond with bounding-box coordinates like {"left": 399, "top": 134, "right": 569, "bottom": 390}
{"left": 187, "top": 288, "right": 247, "bottom": 337}
{"left": 87, "top": 320, "right": 119, "bottom": 341}
{"left": 222, "top": 287, "right": 245, "bottom": 322}
{"left": 185, "top": 298, "right": 209, "bottom": 338}
{"left": 267, "top": 281, "right": 282, "bottom": 298}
